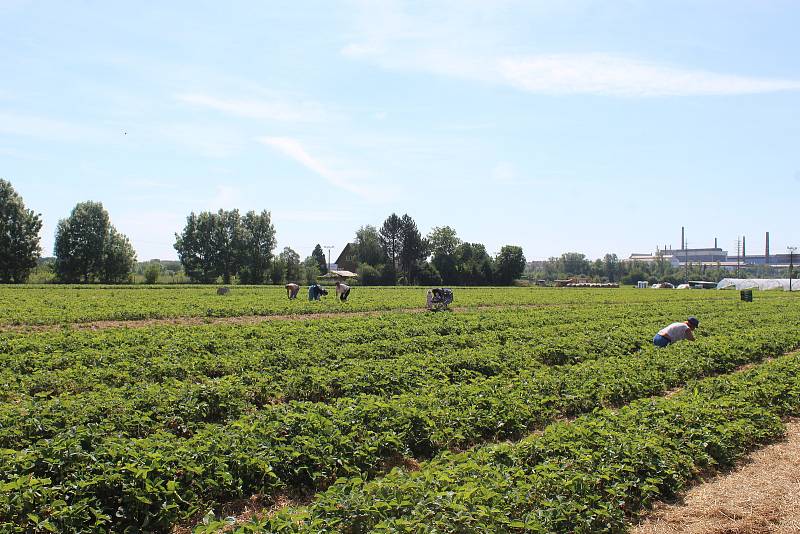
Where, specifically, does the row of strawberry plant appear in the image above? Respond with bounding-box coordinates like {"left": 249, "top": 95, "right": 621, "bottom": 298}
{"left": 252, "top": 350, "right": 800, "bottom": 533}
{"left": 2, "top": 321, "right": 799, "bottom": 531}
{"left": 1, "top": 300, "right": 783, "bottom": 450}
{"left": 0, "top": 285, "right": 747, "bottom": 325}
{"left": 1, "top": 296, "right": 775, "bottom": 402}
{"left": 0, "top": 317, "right": 668, "bottom": 449}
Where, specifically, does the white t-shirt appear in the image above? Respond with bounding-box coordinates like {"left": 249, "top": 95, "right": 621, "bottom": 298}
{"left": 336, "top": 283, "right": 350, "bottom": 296}
{"left": 658, "top": 322, "right": 692, "bottom": 341}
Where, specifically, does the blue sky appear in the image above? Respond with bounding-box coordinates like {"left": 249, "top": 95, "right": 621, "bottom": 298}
{"left": 2, "top": 0, "right": 798, "bottom": 262}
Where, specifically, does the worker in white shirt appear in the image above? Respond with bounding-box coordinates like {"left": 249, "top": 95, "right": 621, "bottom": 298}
{"left": 335, "top": 281, "right": 351, "bottom": 302}
{"left": 285, "top": 282, "right": 300, "bottom": 299}
{"left": 653, "top": 316, "right": 699, "bottom": 347}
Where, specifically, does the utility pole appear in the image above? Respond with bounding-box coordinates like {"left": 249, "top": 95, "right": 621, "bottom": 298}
{"left": 736, "top": 237, "right": 741, "bottom": 278}
{"left": 684, "top": 238, "right": 689, "bottom": 283}
{"left": 789, "top": 246, "right": 797, "bottom": 291}
{"left": 323, "top": 245, "right": 335, "bottom": 272}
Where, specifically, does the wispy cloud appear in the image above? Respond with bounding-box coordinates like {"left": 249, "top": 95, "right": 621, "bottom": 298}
{"left": 497, "top": 54, "right": 800, "bottom": 97}
{"left": 257, "top": 136, "right": 386, "bottom": 200}
{"left": 341, "top": 4, "right": 800, "bottom": 97}
{"left": 176, "top": 92, "right": 336, "bottom": 122}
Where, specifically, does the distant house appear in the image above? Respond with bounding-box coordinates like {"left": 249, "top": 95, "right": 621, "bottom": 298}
{"left": 335, "top": 243, "right": 358, "bottom": 273}
{"left": 319, "top": 269, "right": 358, "bottom": 282}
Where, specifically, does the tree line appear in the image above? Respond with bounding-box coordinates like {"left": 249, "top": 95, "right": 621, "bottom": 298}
{"left": 349, "top": 218, "right": 526, "bottom": 286}
{"left": 18, "top": 176, "right": 759, "bottom": 286}
{"left": 171, "top": 209, "right": 527, "bottom": 286}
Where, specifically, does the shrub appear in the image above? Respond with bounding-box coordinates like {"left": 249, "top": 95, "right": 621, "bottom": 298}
{"left": 144, "top": 262, "right": 162, "bottom": 284}
{"left": 357, "top": 263, "right": 382, "bottom": 285}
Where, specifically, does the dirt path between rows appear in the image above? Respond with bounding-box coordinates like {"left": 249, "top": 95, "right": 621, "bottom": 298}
{"left": 632, "top": 419, "right": 800, "bottom": 534}
{"left": 0, "top": 295, "right": 743, "bottom": 333}
{"left": 0, "top": 303, "right": 575, "bottom": 333}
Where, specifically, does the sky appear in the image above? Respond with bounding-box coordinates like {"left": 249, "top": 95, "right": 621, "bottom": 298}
{"left": 1, "top": 0, "right": 799, "bottom": 262}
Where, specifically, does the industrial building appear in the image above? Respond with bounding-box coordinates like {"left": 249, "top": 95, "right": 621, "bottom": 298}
{"left": 628, "top": 230, "right": 796, "bottom": 269}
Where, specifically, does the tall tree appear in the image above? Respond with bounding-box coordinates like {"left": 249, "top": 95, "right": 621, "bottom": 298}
{"left": 239, "top": 210, "right": 276, "bottom": 284}
{"left": 0, "top": 179, "right": 42, "bottom": 283}
{"left": 427, "top": 226, "right": 460, "bottom": 285}
{"left": 174, "top": 211, "right": 220, "bottom": 283}
{"left": 54, "top": 201, "right": 136, "bottom": 283}
{"left": 398, "top": 214, "right": 427, "bottom": 284}
{"left": 311, "top": 244, "right": 328, "bottom": 274}
{"left": 354, "top": 225, "right": 385, "bottom": 266}
{"left": 455, "top": 242, "right": 493, "bottom": 285}
{"left": 270, "top": 256, "right": 286, "bottom": 285}
{"left": 494, "top": 245, "right": 526, "bottom": 285}
{"left": 378, "top": 214, "right": 403, "bottom": 271}
{"left": 543, "top": 257, "right": 561, "bottom": 279}
{"left": 302, "top": 256, "right": 321, "bottom": 284}
{"left": 427, "top": 226, "right": 460, "bottom": 257}
{"left": 279, "top": 247, "right": 301, "bottom": 283}
{"left": 560, "top": 252, "right": 591, "bottom": 276}
{"left": 101, "top": 228, "right": 137, "bottom": 283}
{"left": 212, "top": 209, "right": 243, "bottom": 284}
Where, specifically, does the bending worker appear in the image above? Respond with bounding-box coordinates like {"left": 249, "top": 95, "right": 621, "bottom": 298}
{"left": 653, "top": 316, "right": 699, "bottom": 347}
{"left": 335, "top": 281, "right": 351, "bottom": 302}
{"left": 285, "top": 282, "right": 300, "bottom": 300}
{"left": 308, "top": 283, "right": 327, "bottom": 301}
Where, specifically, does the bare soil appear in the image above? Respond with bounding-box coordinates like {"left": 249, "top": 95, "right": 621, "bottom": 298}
{"left": 0, "top": 303, "right": 569, "bottom": 332}
{"left": 632, "top": 419, "right": 800, "bottom": 534}
{"left": 171, "top": 492, "right": 312, "bottom": 534}
{"left": 0, "top": 308, "right": 427, "bottom": 333}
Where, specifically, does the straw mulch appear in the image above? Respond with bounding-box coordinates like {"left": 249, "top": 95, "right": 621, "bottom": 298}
{"left": 632, "top": 419, "right": 800, "bottom": 534}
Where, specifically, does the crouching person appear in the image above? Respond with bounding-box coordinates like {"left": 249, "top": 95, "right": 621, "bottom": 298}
{"left": 286, "top": 282, "right": 300, "bottom": 300}
{"left": 653, "top": 316, "right": 699, "bottom": 347}
{"left": 427, "top": 287, "right": 453, "bottom": 311}
{"left": 308, "top": 283, "right": 328, "bottom": 301}
{"left": 335, "top": 281, "right": 351, "bottom": 302}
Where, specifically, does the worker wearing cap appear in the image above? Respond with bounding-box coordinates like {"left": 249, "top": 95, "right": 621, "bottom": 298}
{"left": 653, "top": 316, "right": 699, "bottom": 347}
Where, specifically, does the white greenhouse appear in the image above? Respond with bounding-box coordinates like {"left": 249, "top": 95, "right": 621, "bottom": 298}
{"left": 716, "top": 278, "right": 799, "bottom": 291}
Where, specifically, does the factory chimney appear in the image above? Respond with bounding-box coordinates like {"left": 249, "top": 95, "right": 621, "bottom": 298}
{"left": 681, "top": 227, "right": 685, "bottom": 250}
{"left": 714, "top": 237, "right": 717, "bottom": 248}
{"left": 766, "top": 232, "right": 770, "bottom": 264}
{"left": 742, "top": 236, "right": 746, "bottom": 261}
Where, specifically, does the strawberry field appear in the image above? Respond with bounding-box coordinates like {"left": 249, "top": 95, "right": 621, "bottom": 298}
{"left": 1, "top": 287, "right": 799, "bottom": 532}
{"left": 0, "top": 285, "right": 752, "bottom": 325}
